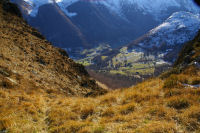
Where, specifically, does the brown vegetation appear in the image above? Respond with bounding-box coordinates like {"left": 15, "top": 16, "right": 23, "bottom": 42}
{"left": 1, "top": 68, "right": 199, "bottom": 132}
{"left": 0, "top": 0, "right": 106, "bottom": 97}
{"left": 87, "top": 69, "right": 144, "bottom": 89}
{"left": 0, "top": 0, "right": 200, "bottom": 133}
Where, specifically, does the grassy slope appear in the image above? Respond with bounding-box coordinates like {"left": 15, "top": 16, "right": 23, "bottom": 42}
{"left": 0, "top": 0, "right": 106, "bottom": 97}
{"left": 0, "top": 0, "right": 200, "bottom": 133}
{"left": 1, "top": 69, "right": 199, "bottom": 132}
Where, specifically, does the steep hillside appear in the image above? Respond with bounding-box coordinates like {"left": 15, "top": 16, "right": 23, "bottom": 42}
{"left": 175, "top": 31, "right": 200, "bottom": 68}
{"left": 0, "top": 0, "right": 106, "bottom": 97}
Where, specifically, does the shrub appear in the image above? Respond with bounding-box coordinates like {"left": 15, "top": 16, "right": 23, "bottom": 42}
{"left": 164, "top": 90, "right": 182, "bottom": 98}
{"left": 2, "top": 1, "right": 22, "bottom": 17}
{"left": 0, "top": 68, "right": 10, "bottom": 77}
{"left": 47, "top": 108, "right": 79, "bottom": 126}
{"left": 119, "top": 103, "right": 135, "bottom": 115}
{"left": 139, "top": 121, "right": 177, "bottom": 133}
{"left": 167, "top": 97, "right": 190, "bottom": 109}
{"left": 50, "top": 121, "right": 90, "bottom": 133}
{"left": 0, "top": 118, "right": 13, "bottom": 131}
{"left": 93, "top": 126, "right": 105, "bottom": 133}
{"left": 0, "top": 77, "right": 15, "bottom": 89}
{"left": 184, "top": 119, "right": 200, "bottom": 131}
{"left": 191, "top": 79, "right": 200, "bottom": 85}
{"left": 112, "top": 115, "right": 127, "bottom": 122}
{"left": 147, "top": 107, "right": 166, "bottom": 118}
{"left": 163, "top": 75, "right": 181, "bottom": 89}
{"left": 79, "top": 127, "right": 91, "bottom": 133}
{"left": 46, "top": 88, "right": 56, "bottom": 94}
{"left": 101, "top": 107, "right": 115, "bottom": 117}
{"left": 181, "top": 106, "right": 200, "bottom": 131}
{"left": 160, "top": 68, "right": 181, "bottom": 79}
{"left": 184, "top": 106, "right": 200, "bottom": 122}
{"left": 81, "top": 106, "right": 94, "bottom": 120}
{"left": 100, "top": 95, "right": 117, "bottom": 104}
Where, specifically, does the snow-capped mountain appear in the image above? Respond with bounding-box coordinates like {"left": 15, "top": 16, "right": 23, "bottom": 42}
{"left": 126, "top": 11, "right": 200, "bottom": 62}
{"left": 133, "top": 11, "right": 200, "bottom": 49}
{"left": 17, "top": 0, "right": 200, "bottom": 19}
{"left": 85, "top": 11, "right": 200, "bottom": 76}
{"left": 12, "top": 0, "right": 200, "bottom": 49}
{"left": 101, "top": 0, "right": 199, "bottom": 20}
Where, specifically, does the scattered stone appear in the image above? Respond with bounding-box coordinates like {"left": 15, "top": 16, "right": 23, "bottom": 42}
{"left": 11, "top": 70, "right": 18, "bottom": 74}
{"left": 194, "top": 61, "right": 200, "bottom": 68}
{"left": 0, "top": 68, "right": 10, "bottom": 77}
{"left": 183, "top": 83, "right": 200, "bottom": 88}
{"left": 5, "top": 77, "right": 18, "bottom": 85}
{"left": 32, "top": 70, "right": 37, "bottom": 75}
{"left": 1, "top": 77, "right": 17, "bottom": 89}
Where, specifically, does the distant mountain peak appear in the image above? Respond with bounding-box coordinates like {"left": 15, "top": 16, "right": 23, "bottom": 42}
{"left": 11, "top": 0, "right": 200, "bottom": 49}
{"left": 15, "top": 0, "right": 200, "bottom": 18}
{"left": 150, "top": 11, "right": 200, "bottom": 36}
{"left": 145, "top": 11, "right": 200, "bottom": 48}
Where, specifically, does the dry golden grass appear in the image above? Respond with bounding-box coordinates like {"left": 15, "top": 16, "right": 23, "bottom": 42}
{"left": 22, "top": 70, "right": 194, "bottom": 132}
{"left": 39, "top": 66, "right": 199, "bottom": 133}
{"left": 0, "top": 0, "right": 106, "bottom": 97}
{"left": 0, "top": 65, "right": 199, "bottom": 133}
{"left": 0, "top": 0, "right": 200, "bottom": 133}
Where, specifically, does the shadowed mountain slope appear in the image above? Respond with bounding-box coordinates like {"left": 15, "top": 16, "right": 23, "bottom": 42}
{"left": 12, "top": 0, "right": 200, "bottom": 49}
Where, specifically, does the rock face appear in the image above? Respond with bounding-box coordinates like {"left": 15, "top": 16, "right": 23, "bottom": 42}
{"left": 0, "top": 0, "right": 106, "bottom": 96}
{"left": 11, "top": 0, "right": 200, "bottom": 49}
{"left": 175, "top": 30, "right": 200, "bottom": 69}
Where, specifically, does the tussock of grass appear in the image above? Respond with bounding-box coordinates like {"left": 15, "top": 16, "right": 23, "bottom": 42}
{"left": 167, "top": 96, "right": 190, "bottom": 110}
{"left": 101, "top": 107, "right": 115, "bottom": 118}
{"left": 181, "top": 106, "right": 200, "bottom": 131}
{"left": 0, "top": 68, "right": 199, "bottom": 132}
{"left": 118, "top": 103, "right": 135, "bottom": 115}
{"left": 80, "top": 106, "right": 94, "bottom": 120}
{"left": 163, "top": 75, "right": 182, "bottom": 89}
{"left": 138, "top": 121, "right": 177, "bottom": 133}
{"left": 0, "top": 118, "right": 13, "bottom": 131}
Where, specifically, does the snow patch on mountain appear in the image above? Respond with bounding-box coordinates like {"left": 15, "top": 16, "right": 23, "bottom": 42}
{"left": 119, "top": 11, "right": 200, "bottom": 66}
{"left": 145, "top": 11, "right": 200, "bottom": 47}
{"left": 100, "top": 0, "right": 199, "bottom": 19}
{"left": 21, "top": 0, "right": 200, "bottom": 19}
{"left": 100, "top": 0, "right": 180, "bottom": 17}
{"left": 22, "top": 0, "right": 79, "bottom": 17}
{"left": 55, "top": 0, "right": 79, "bottom": 17}
{"left": 23, "top": 0, "right": 53, "bottom": 16}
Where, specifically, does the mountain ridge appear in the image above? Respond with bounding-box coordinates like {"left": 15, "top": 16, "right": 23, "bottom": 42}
{"left": 15, "top": 0, "right": 200, "bottom": 18}
{"left": 12, "top": 0, "right": 200, "bottom": 49}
